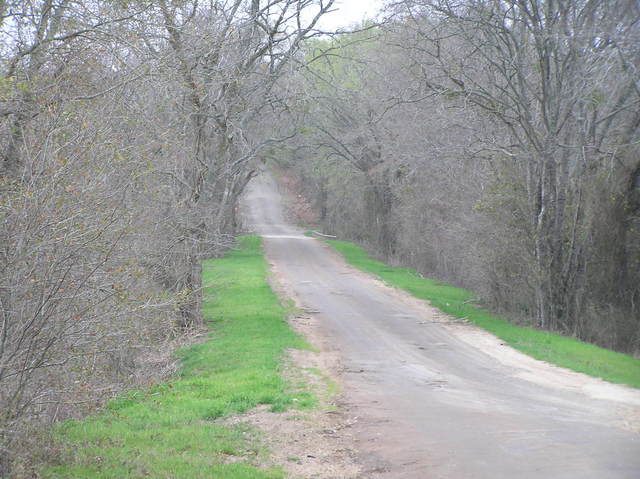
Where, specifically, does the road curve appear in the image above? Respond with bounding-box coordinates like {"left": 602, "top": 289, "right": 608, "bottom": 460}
{"left": 243, "top": 171, "right": 640, "bottom": 478}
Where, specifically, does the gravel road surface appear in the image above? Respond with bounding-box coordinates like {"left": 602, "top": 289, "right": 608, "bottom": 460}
{"left": 243, "top": 171, "right": 640, "bottom": 478}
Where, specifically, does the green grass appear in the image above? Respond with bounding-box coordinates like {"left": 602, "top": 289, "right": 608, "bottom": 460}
{"left": 44, "top": 236, "right": 314, "bottom": 478}
{"left": 326, "top": 239, "right": 640, "bottom": 389}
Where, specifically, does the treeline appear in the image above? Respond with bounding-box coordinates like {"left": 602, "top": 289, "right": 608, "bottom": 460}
{"left": 281, "top": 1, "right": 640, "bottom": 353}
{"left": 0, "top": 1, "right": 334, "bottom": 475}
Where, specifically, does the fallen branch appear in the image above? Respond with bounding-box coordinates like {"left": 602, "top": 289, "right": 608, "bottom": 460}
{"left": 311, "top": 230, "right": 337, "bottom": 238}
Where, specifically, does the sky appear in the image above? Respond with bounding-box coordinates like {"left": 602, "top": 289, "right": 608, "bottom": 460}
{"left": 316, "top": 0, "right": 385, "bottom": 30}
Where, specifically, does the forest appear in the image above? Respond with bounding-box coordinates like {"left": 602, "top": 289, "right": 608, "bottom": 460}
{"left": 1, "top": 0, "right": 639, "bottom": 475}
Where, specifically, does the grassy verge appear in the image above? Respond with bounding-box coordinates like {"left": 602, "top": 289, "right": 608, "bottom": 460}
{"left": 44, "top": 235, "right": 313, "bottom": 478}
{"left": 326, "top": 239, "right": 640, "bottom": 389}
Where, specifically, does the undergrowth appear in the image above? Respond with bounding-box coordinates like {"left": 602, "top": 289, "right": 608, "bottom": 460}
{"left": 43, "top": 235, "right": 313, "bottom": 478}
{"left": 326, "top": 239, "right": 640, "bottom": 389}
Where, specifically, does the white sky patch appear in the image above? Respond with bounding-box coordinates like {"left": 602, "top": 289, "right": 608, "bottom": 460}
{"left": 313, "top": 0, "right": 385, "bottom": 31}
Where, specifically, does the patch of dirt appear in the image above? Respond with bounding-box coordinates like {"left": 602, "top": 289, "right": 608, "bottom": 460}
{"left": 225, "top": 367, "right": 361, "bottom": 479}
{"left": 271, "top": 164, "right": 320, "bottom": 227}
{"left": 443, "top": 320, "right": 640, "bottom": 433}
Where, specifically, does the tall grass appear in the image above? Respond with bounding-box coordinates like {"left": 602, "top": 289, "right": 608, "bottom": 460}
{"left": 44, "top": 236, "right": 313, "bottom": 478}
{"left": 326, "top": 239, "right": 640, "bottom": 389}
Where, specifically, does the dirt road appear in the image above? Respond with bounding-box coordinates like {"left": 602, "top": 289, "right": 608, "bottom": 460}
{"left": 243, "top": 171, "right": 640, "bottom": 478}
